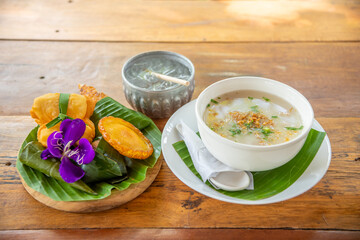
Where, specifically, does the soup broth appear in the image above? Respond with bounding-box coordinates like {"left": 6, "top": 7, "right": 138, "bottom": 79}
{"left": 204, "top": 91, "right": 303, "bottom": 146}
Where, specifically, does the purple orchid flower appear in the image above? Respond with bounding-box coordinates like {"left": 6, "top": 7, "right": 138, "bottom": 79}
{"left": 40, "top": 118, "right": 95, "bottom": 183}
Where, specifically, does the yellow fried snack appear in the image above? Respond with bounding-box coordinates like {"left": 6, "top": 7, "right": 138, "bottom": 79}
{"left": 98, "top": 116, "right": 153, "bottom": 159}
{"left": 30, "top": 93, "right": 95, "bottom": 147}
{"left": 30, "top": 93, "right": 88, "bottom": 125}
{"left": 36, "top": 118, "right": 95, "bottom": 147}
{"left": 78, "top": 84, "right": 107, "bottom": 118}
{"left": 82, "top": 118, "right": 96, "bottom": 143}
{"left": 37, "top": 123, "right": 61, "bottom": 147}
{"left": 30, "top": 93, "right": 62, "bottom": 125}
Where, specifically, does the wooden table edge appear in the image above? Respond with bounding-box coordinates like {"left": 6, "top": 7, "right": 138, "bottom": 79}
{"left": 0, "top": 229, "right": 359, "bottom": 240}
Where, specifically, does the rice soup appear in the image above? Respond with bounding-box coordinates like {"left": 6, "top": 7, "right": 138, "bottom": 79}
{"left": 204, "top": 91, "right": 303, "bottom": 146}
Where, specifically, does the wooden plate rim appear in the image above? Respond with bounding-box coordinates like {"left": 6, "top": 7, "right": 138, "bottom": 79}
{"left": 19, "top": 158, "right": 163, "bottom": 213}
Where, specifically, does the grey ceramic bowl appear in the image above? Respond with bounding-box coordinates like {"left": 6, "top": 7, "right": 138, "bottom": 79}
{"left": 122, "top": 51, "right": 195, "bottom": 118}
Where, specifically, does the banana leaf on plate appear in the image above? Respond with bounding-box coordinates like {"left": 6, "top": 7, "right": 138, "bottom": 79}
{"left": 17, "top": 97, "right": 162, "bottom": 201}
{"left": 173, "top": 129, "right": 326, "bottom": 200}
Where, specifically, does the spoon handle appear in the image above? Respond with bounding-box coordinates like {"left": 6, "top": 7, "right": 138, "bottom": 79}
{"left": 149, "top": 71, "right": 190, "bottom": 86}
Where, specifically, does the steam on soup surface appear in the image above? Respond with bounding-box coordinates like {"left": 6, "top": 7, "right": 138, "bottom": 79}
{"left": 204, "top": 91, "right": 303, "bottom": 146}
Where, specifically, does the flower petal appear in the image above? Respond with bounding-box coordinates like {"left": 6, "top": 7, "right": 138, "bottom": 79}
{"left": 41, "top": 148, "right": 55, "bottom": 160}
{"left": 46, "top": 131, "right": 64, "bottom": 158}
{"left": 60, "top": 118, "right": 72, "bottom": 133}
{"left": 59, "top": 156, "right": 85, "bottom": 183}
{"left": 61, "top": 118, "right": 86, "bottom": 146}
{"left": 69, "top": 138, "right": 95, "bottom": 165}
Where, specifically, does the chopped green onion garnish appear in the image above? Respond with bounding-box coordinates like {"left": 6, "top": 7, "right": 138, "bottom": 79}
{"left": 285, "top": 126, "right": 304, "bottom": 131}
{"left": 261, "top": 127, "right": 273, "bottom": 136}
{"left": 248, "top": 97, "right": 253, "bottom": 100}
{"left": 210, "top": 99, "right": 219, "bottom": 104}
{"left": 229, "top": 128, "right": 241, "bottom": 136}
{"left": 206, "top": 104, "right": 210, "bottom": 108}
{"left": 250, "top": 105, "right": 259, "bottom": 113}
{"left": 271, "top": 116, "right": 278, "bottom": 118}
{"left": 262, "top": 97, "right": 270, "bottom": 102}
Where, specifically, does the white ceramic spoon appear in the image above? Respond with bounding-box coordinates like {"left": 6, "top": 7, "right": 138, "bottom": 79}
{"left": 209, "top": 171, "right": 251, "bottom": 191}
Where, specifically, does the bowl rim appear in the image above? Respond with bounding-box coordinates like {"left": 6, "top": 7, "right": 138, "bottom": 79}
{"left": 195, "top": 76, "right": 314, "bottom": 151}
{"left": 121, "top": 50, "right": 195, "bottom": 93}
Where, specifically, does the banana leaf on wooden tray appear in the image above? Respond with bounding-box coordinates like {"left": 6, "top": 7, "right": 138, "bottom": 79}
{"left": 17, "top": 97, "right": 162, "bottom": 201}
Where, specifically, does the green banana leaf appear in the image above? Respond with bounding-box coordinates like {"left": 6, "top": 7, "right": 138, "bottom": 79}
{"left": 81, "top": 138, "right": 127, "bottom": 183}
{"left": 19, "top": 141, "right": 96, "bottom": 194}
{"left": 173, "top": 129, "right": 326, "bottom": 200}
{"left": 17, "top": 127, "right": 114, "bottom": 201}
{"left": 91, "top": 97, "right": 152, "bottom": 139}
{"left": 107, "top": 175, "right": 128, "bottom": 185}
{"left": 16, "top": 97, "right": 162, "bottom": 201}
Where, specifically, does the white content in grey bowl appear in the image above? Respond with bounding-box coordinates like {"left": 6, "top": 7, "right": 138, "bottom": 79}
{"left": 124, "top": 55, "right": 191, "bottom": 91}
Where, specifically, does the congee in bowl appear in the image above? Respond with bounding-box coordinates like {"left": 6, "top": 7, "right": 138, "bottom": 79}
{"left": 204, "top": 91, "right": 303, "bottom": 146}
{"left": 195, "top": 76, "right": 314, "bottom": 171}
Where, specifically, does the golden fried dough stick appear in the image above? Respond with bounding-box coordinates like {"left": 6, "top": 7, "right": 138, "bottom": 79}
{"left": 30, "top": 93, "right": 95, "bottom": 147}
{"left": 78, "top": 84, "right": 107, "bottom": 118}
{"left": 30, "top": 93, "right": 88, "bottom": 126}
{"left": 78, "top": 84, "right": 107, "bottom": 102}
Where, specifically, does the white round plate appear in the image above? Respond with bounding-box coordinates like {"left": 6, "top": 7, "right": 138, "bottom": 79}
{"left": 161, "top": 100, "right": 332, "bottom": 204}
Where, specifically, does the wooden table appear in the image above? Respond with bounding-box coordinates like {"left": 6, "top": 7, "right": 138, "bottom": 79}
{"left": 1, "top": 0, "right": 359, "bottom": 239}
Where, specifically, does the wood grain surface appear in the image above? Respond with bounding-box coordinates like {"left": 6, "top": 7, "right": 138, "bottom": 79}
{"left": 0, "top": 41, "right": 359, "bottom": 118}
{"left": 1, "top": 0, "right": 360, "bottom": 42}
{"left": 1, "top": 0, "right": 360, "bottom": 238}
{"left": 1, "top": 229, "right": 360, "bottom": 240}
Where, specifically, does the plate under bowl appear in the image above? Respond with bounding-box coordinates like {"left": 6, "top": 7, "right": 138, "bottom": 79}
{"left": 161, "top": 100, "right": 331, "bottom": 205}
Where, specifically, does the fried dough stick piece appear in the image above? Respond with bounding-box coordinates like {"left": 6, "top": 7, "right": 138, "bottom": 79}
{"left": 78, "top": 84, "right": 107, "bottom": 118}
{"left": 30, "top": 93, "right": 95, "bottom": 147}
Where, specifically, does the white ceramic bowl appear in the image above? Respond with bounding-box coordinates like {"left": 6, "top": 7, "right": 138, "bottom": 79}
{"left": 195, "top": 76, "right": 314, "bottom": 171}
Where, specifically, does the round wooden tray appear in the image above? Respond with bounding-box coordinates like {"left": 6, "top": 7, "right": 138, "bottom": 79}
{"left": 20, "top": 158, "right": 163, "bottom": 213}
